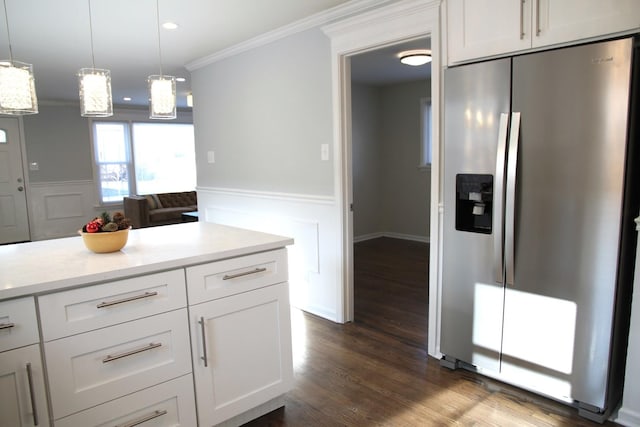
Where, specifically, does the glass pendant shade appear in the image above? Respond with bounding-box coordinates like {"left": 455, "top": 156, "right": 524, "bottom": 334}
{"left": 0, "top": 60, "right": 38, "bottom": 115}
{"left": 148, "top": 75, "right": 176, "bottom": 119}
{"left": 78, "top": 68, "right": 113, "bottom": 117}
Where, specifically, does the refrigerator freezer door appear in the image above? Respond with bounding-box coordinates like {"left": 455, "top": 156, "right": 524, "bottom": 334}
{"left": 441, "top": 58, "right": 511, "bottom": 372}
{"left": 502, "top": 38, "right": 633, "bottom": 409}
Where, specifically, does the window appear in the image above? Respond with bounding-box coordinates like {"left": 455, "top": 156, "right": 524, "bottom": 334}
{"left": 420, "top": 97, "right": 432, "bottom": 169}
{"left": 0, "top": 129, "right": 6, "bottom": 143}
{"left": 92, "top": 121, "right": 195, "bottom": 204}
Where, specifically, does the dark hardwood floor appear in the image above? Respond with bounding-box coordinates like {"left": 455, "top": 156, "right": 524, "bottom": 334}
{"left": 244, "top": 237, "right": 618, "bottom": 426}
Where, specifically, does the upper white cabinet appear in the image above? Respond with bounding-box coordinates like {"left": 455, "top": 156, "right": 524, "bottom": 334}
{"left": 447, "top": 0, "right": 640, "bottom": 64}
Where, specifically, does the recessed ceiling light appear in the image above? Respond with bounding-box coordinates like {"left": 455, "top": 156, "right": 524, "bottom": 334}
{"left": 398, "top": 49, "right": 432, "bottom": 66}
{"left": 123, "top": 97, "right": 132, "bottom": 102}
{"left": 162, "top": 22, "right": 178, "bottom": 30}
{"left": 176, "top": 77, "right": 186, "bottom": 82}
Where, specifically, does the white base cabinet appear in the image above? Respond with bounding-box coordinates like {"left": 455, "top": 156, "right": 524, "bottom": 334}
{"left": 446, "top": 0, "right": 640, "bottom": 64}
{"left": 1, "top": 297, "right": 49, "bottom": 427}
{"left": 0, "top": 344, "right": 49, "bottom": 427}
{"left": 0, "top": 224, "right": 294, "bottom": 426}
{"left": 188, "top": 250, "right": 293, "bottom": 426}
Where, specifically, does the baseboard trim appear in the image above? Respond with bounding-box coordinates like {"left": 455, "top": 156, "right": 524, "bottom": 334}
{"left": 354, "top": 232, "right": 429, "bottom": 244}
{"left": 615, "top": 407, "right": 640, "bottom": 427}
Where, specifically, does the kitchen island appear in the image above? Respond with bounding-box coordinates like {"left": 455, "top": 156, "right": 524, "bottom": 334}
{"left": 0, "top": 222, "right": 294, "bottom": 426}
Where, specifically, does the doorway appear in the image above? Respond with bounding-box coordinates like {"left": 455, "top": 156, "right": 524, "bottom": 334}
{"left": 0, "top": 117, "right": 30, "bottom": 244}
{"left": 349, "top": 38, "right": 432, "bottom": 348}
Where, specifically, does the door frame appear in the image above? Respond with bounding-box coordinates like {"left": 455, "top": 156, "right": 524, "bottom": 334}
{"left": 322, "top": 0, "right": 443, "bottom": 357}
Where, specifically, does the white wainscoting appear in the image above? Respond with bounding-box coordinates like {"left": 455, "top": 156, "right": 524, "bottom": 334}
{"left": 197, "top": 186, "right": 341, "bottom": 322}
{"left": 28, "top": 181, "right": 109, "bottom": 241}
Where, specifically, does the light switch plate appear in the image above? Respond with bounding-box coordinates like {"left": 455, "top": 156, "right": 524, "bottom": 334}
{"left": 321, "top": 144, "right": 329, "bottom": 161}
{"left": 207, "top": 151, "right": 215, "bottom": 163}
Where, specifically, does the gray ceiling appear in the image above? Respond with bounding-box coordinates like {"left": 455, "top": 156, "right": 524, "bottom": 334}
{"left": 350, "top": 37, "right": 431, "bottom": 85}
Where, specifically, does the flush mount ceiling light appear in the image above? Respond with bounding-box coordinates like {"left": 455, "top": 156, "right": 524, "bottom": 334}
{"left": 398, "top": 49, "right": 432, "bottom": 66}
{"left": 78, "top": 0, "right": 113, "bottom": 117}
{"left": 149, "top": 0, "right": 176, "bottom": 119}
{"left": 0, "top": 0, "right": 38, "bottom": 115}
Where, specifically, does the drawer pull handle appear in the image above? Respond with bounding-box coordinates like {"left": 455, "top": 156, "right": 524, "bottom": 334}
{"left": 26, "top": 362, "right": 40, "bottom": 426}
{"left": 0, "top": 322, "right": 16, "bottom": 330}
{"left": 115, "top": 409, "right": 168, "bottom": 427}
{"left": 199, "top": 317, "right": 208, "bottom": 367}
{"left": 223, "top": 267, "right": 267, "bottom": 280}
{"left": 102, "top": 342, "right": 162, "bottom": 363}
{"left": 97, "top": 291, "right": 159, "bottom": 308}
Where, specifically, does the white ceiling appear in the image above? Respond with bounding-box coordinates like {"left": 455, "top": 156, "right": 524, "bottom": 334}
{"left": 1, "top": 0, "right": 361, "bottom": 109}
{"left": 1, "top": 0, "right": 427, "bottom": 110}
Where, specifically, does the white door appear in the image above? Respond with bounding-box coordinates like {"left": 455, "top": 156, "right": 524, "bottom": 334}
{"left": 0, "top": 117, "right": 30, "bottom": 244}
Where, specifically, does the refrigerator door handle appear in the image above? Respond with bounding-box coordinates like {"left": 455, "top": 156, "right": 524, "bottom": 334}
{"left": 505, "top": 112, "right": 521, "bottom": 286}
{"left": 494, "top": 113, "right": 510, "bottom": 283}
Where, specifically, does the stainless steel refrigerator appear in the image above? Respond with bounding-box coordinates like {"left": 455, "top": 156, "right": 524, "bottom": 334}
{"left": 440, "top": 36, "right": 639, "bottom": 422}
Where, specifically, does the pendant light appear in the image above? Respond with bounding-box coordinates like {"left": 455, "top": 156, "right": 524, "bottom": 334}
{"left": 0, "top": 0, "right": 38, "bottom": 115}
{"left": 78, "top": 0, "right": 113, "bottom": 117}
{"left": 148, "top": 0, "right": 176, "bottom": 119}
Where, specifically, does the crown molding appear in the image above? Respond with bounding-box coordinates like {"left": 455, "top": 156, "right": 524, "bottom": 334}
{"left": 185, "top": 0, "right": 398, "bottom": 71}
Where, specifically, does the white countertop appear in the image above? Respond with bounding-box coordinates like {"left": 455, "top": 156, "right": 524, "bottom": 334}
{"left": 0, "top": 222, "right": 293, "bottom": 300}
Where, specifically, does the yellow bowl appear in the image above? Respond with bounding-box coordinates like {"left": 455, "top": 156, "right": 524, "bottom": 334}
{"left": 79, "top": 228, "right": 130, "bottom": 253}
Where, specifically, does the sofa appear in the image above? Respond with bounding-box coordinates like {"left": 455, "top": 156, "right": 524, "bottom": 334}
{"left": 123, "top": 191, "right": 197, "bottom": 228}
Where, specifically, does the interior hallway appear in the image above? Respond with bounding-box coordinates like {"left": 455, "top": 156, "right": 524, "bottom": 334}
{"left": 244, "top": 237, "right": 617, "bottom": 426}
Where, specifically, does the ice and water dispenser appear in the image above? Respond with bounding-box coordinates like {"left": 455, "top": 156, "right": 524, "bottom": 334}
{"left": 455, "top": 174, "right": 493, "bottom": 234}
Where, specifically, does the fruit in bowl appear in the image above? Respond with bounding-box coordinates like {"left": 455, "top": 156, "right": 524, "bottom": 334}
{"left": 79, "top": 212, "right": 132, "bottom": 253}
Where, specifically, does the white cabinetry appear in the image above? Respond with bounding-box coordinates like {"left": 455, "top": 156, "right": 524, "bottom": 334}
{"left": 0, "top": 297, "right": 49, "bottom": 427}
{"left": 447, "top": 0, "right": 640, "bottom": 64}
{"left": 188, "top": 249, "right": 293, "bottom": 426}
{"left": 38, "top": 270, "right": 196, "bottom": 424}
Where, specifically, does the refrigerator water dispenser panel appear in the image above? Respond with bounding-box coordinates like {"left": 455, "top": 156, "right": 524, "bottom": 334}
{"left": 455, "top": 174, "right": 493, "bottom": 234}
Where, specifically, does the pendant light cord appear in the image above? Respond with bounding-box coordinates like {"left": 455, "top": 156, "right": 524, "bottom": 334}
{"left": 87, "top": 0, "right": 96, "bottom": 68}
{"left": 2, "top": 0, "right": 14, "bottom": 61}
{"left": 156, "top": 0, "right": 163, "bottom": 77}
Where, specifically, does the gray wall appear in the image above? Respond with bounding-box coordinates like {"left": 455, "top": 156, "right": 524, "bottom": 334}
{"left": 23, "top": 105, "right": 93, "bottom": 182}
{"left": 351, "top": 83, "right": 383, "bottom": 237}
{"left": 191, "top": 28, "right": 334, "bottom": 195}
{"left": 21, "top": 105, "right": 194, "bottom": 184}
{"left": 352, "top": 80, "right": 431, "bottom": 240}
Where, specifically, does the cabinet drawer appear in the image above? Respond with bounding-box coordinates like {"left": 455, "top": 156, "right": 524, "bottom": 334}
{"left": 39, "top": 269, "right": 187, "bottom": 340}
{"left": 0, "top": 297, "right": 39, "bottom": 352}
{"left": 44, "top": 308, "right": 192, "bottom": 419}
{"left": 186, "top": 248, "right": 288, "bottom": 304}
{"left": 55, "top": 374, "right": 196, "bottom": 427}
